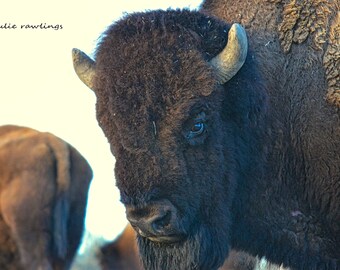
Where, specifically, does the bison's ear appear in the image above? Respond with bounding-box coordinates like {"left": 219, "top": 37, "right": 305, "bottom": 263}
{"left": 209, "top": 23, "right": 248, "bottom": 84}
{"left": 72, "top": 48, "right": 96, "bottom": 90}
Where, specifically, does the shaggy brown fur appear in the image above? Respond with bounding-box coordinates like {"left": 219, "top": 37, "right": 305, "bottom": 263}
{"left": 200, "top": 0, "right": 340, "bottom": 266}
{"left": 75, "top": 7, "right": 339, "bottom": 270}
{"left": 201, "top": 0, "right": 340, "bottom": 107}
{"left": 0, "top": 125, "right": 92, "bottom": 270}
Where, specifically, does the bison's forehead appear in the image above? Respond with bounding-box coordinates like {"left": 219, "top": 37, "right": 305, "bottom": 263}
{"left": 94, "top": 15, "right": 218, "bottom": 151}
{"left": 97, "top": 50, "right": 214, "bottom": 151}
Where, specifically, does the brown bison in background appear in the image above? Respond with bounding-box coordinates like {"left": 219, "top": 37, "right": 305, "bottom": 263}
{"left": 99, "top": 225, "right": 142, "bottom": 270}
{"left": 72, "top": 2, "right": 339, "bottom": 270}
{"left": 99, "top": 225, "right": 260, "bottom": 270}
{"left": 0, "top": 125, "right": 93, "bottom": 270}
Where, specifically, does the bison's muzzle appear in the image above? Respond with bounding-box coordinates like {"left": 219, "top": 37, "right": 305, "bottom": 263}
{"left": 126, "top": 199, "right": 186, "bottom": 244}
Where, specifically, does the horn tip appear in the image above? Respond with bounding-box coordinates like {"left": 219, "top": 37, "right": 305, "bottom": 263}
{"left": 71, "top": 48, "right": 95, "bottom": 90}
{"left": 229, "top": 23, "right": 247, "bottom": 40}
{"left": 72, "top": 48, "right": 80, "bottom": 54}
{"left": 72, "top": 48, "right": 86, "bottom": 63}
{"left": 210, "top": 22, "right": 248, "bottom": 84}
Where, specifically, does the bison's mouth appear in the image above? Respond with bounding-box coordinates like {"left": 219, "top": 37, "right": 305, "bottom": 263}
{"left": 132, "top": 221, "right": 187, "bottom": 244}
{"left": 140, "top": 231, "right": 187, "bottom": 244}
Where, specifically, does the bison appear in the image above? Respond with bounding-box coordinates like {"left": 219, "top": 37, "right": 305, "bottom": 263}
{"left": 0, "top": 125, "right": 93, "bottom": 270}
{"left": 72, "top": 4, "right": 339, "bottom": 270}
{"left": 99, "top": 225, "right": 142, "bottom": 270}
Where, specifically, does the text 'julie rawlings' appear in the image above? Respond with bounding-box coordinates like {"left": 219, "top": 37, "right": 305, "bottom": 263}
{"left": 0, "top": 23, "right": 63, "bottom": 30}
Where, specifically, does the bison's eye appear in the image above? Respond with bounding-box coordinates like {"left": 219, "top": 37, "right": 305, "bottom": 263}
{"left": 189, "top": 122, "right": 205, "bottom": 137}
{"left": 184, "top": 112, "right": 208, "bottom": 145}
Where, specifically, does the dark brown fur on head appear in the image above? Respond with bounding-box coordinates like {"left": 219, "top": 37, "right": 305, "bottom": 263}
{"left": 93, "top": 9, "right": 267, "bottom": 270}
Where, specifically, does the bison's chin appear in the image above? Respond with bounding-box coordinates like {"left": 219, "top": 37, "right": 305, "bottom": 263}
{"left": 137, "top": 223, "right": 229, "bottom": 270}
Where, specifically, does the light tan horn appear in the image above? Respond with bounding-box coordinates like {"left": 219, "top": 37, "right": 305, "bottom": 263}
{"left": 72, "top": 48, "right": 96, "bottom": 90}
{"left": 209, "top": 23, "right": 248, "bottom": 84}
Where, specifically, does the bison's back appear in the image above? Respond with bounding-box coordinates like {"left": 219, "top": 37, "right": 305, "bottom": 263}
{"left": 0, "top": 125, "right": 92, "bottom": 270}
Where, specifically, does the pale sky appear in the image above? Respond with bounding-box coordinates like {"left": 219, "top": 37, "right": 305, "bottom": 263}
{"left": 0, "top": 0, "right": 203, "bottom": 240}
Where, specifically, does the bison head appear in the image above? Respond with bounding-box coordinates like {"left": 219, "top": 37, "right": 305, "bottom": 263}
{"left": 73, "top": 10, "right": 265, "bottom": 270}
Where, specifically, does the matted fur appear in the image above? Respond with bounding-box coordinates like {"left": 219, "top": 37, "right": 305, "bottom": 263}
{"left": 324, "top": 12, "right": 340, "bottom": 107}
{"left": 202, "top": 0, "right": 339, "bottom": 107}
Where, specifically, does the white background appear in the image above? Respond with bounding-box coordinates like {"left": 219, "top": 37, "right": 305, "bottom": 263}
{"left": 0, "top": 0, "right": 203, "bottom": 241}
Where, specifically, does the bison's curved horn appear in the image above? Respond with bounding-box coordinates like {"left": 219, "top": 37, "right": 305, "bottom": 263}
{"left": 210, "top": 23, "right": 248, "bottom": 84}
{"left": 72, "top": 48, "right": 96, "bottom": 90}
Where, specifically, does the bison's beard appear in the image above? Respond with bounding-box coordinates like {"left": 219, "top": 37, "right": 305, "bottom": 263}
{"left": 137, "top": 222, "right": 230, "bottom": 270}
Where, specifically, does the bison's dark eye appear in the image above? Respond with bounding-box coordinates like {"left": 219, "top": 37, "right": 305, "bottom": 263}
{"left": 189, "top": 122, "right": 205, "bottom": 138}
{"left": 184, "top": 112, "right": 208, "bottom": 145}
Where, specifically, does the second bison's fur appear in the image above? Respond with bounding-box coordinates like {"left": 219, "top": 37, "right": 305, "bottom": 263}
{"left": 0, "top": 125, "right": 92, "bottom": 270}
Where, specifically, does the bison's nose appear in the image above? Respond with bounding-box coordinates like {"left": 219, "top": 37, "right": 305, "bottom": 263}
{"left": 126, "top": 200, "right": 183, "bottom": 243}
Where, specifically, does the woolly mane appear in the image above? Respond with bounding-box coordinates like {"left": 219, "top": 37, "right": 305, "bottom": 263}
{"left": 202, "top": 0, "right": 339, "bottom": 107}
{"left": 277, "top": 0, "right": 339, "bottom": 107}
{"left": 324, "top": 12, "right": 339, "bottom": 107}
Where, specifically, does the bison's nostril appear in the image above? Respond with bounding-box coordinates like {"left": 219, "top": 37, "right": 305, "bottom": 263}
{"left": 126, "top": 200, "right": 179, "bottom": 239}
{"left": 152, "top": 211, "right": 172, "bottom": 233}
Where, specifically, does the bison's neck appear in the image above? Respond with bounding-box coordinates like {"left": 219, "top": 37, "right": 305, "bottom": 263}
{"left": 201, "top": 0, "right": 340, "bottom": 265}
